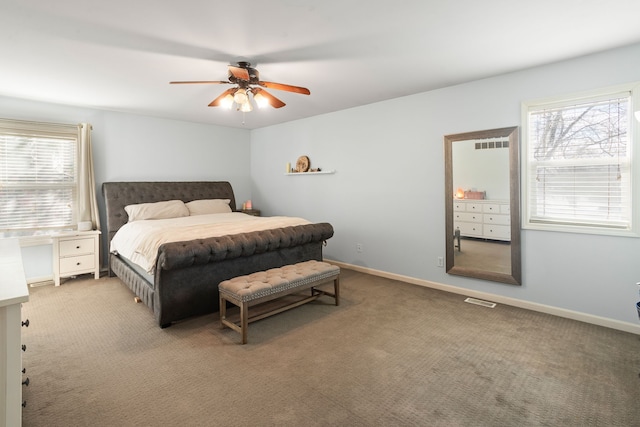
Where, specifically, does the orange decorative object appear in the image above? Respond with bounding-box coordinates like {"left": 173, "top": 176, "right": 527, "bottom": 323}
{"left": 464, "top": 191, "right": 485, "bottom": 200}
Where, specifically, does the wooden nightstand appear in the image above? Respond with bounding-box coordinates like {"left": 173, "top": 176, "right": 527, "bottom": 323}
{"left": 52, "top": 230, "right": 100, "bottom": 286}
{"left": 241, "top": 209, "right": 261, "bottom": 217}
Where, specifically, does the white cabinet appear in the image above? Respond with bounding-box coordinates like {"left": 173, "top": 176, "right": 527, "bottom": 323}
{"left": 0, "top": 239, "right": 29, "bottom": 427}
{"left": 52, "top": 230, "right": 100, "bottom": 286}
{"left": 453, "top": 199, "right": 511, "bottom": 241}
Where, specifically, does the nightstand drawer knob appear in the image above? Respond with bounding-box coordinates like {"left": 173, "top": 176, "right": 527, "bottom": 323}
{"left": 22, "top": 377, "right": 29, "bottom": 387}
{"left": 22, "top": 319, "right": 29, "bottom": 327}
{"left": 22, "top": 344, "right": 26, "bottom": 352}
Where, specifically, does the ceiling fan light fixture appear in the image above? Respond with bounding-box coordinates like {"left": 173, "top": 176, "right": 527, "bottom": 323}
{"left": 239, "top": 101, "right": 253, "bottom": 112}
{"left": 233, "top": 88, "right": 248, "bottom": 104}
{"left": 220, "top": 93, "right": 234, "bottom": 109}
{"left": 253, "top": 92, "right": 269, "bottom": 109}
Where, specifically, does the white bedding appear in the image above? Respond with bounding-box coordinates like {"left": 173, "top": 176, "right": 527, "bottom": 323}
{"left": 110, "top": 212, "right": 311, "bottom": 274}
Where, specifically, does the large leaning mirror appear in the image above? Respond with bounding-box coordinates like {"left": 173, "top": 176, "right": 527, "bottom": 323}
{"left": 444, "top": 126, "right": 521, "bottom": 285}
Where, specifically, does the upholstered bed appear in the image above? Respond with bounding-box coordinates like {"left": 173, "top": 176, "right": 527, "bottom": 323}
{"left": 102, "top": 181, "right": 334, "bottom": 328}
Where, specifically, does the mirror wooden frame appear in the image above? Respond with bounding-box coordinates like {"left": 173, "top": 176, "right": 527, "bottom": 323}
{"left": 444, "top": 126, "right": 521, "bottom": 285}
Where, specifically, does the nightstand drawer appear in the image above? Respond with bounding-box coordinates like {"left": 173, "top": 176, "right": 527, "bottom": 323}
{"left": 59, "top": 238, "right": 95, "bottom": 256}
{"left": 59, "top": 254, "right": 96, "bottom": 275}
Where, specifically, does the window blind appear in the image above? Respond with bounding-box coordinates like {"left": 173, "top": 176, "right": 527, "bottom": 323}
{"left": 526, "top": 93, "right": 631, "bottom": 230}
{"left": 0, "top": 120, "right": 79, "bottom": 236}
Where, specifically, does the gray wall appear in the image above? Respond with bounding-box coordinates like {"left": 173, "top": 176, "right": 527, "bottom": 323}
{"left": 250, "top": 43, "right": 640, "bottom": 328}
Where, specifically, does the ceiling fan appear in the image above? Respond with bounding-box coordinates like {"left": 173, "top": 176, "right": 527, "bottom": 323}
{"left": 170, "top": 61, "right": 310, "bottom": 112}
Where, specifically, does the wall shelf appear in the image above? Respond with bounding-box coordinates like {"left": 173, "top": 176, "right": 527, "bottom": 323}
{"left": 285, "top": 170, "right": 335, "bottom": 176}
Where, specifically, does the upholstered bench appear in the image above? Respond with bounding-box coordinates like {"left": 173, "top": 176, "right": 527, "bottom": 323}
{"left": 218, "top": 260, "right": 340, "bottom": 344}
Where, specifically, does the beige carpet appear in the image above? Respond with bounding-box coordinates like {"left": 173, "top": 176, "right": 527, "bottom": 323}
{"left": 21, "top": 269, "right": 640, "bottom": 426}
{"left": 453, "top": 238, "right": 511, "bottom": 274}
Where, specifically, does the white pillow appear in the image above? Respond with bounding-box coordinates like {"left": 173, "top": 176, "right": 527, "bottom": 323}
{"left": 125, "top": 200, "right": 189, "bottom": 222}
{"left": 186, "top": 199, "right": 232, "bottom": 216}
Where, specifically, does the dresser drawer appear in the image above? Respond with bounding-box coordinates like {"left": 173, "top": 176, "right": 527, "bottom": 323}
{"left": 455, "top": 222, "right": 483, "bottom": 237}
{"left": 454, "top": 212, "right": 483, "bottom": 223}
{"left": 59, "top": 254, "right": 96, "bottom": 275}
{"left": 483, "top": 224, "right": 511, "bottom": 240}
{"left": 59, "top": 237, "right": 95, "bottom": 257}
{"left": 464, "top": 202, "right": 483, "bottom": 213}
{"left": 484, "top": 214, "right": 510, "bottom": 226}
{"left": 482, "top": 203, "right": 502, "bottom": 213}
{"left": 453, "top": 202, "right": 467, "bottom": 211}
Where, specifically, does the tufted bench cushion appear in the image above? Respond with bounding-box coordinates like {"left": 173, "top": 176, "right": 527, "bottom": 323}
{"left": 218, "top": 260, "right": 340, "bottom": 344}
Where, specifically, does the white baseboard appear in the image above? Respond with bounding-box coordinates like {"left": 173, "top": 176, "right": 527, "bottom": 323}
{"left": 27, "top": 275, "right": 54, "bottom": 287}
{"left": 327, "top": 260, "right": 640, "bottom": 335}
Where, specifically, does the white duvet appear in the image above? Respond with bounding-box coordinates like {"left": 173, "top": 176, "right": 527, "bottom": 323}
{"left": 110, "top": 212, "right": 311, "bottom": 274}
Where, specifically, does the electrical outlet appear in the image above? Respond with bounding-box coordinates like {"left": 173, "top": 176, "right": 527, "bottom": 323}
{"left": 356, "top": 243, "right": 363, "bottom": 253}
{"left": 437, "top": 256, "right": 444, "bottom": 267}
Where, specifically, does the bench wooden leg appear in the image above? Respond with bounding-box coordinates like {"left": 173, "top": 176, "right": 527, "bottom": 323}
{"left": 219, "top": 294, "right": 226, "bottom": 325}
{"left": 220, "top": 297, "right": 249, "bottom": 345}
{"left": 311, "top": 276, "right": 340, "bottom": 306}
{"left": 240, "top": 301, "right": 248, "bottom": 345}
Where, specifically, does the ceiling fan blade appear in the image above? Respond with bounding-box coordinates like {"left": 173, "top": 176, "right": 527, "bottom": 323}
{"left": 253, "top": 88, "right": 285, "bottom": 108}
{"left": 259, "top": 81, "right": 310, "bottom": 95}
{"left": 228, "top": 65, "right": 250, "bottom": 81}
{"left": 208, "top": 88, "right": 236, "bottom": 107}
{"left": 170, "top": 80, "right": 229, "bottom": 84}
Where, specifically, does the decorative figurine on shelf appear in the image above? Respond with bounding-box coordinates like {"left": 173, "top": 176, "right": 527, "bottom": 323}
{"left": 296, "top": 155, "right": 310, "bottom": 172}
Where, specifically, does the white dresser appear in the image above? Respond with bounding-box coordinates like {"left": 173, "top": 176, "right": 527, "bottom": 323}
{"left": 0, "top": 239, "right": 29, "bottom": 427}
{"left": 453, "top": 199, "right": 511, "bottom": 241}
{"left": 52, "top": 230, "right": 101, "bottom": 286}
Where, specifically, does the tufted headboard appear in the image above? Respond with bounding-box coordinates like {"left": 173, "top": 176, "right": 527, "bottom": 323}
{"left": 102, "top": 181, "right": 237, "bottom": 244}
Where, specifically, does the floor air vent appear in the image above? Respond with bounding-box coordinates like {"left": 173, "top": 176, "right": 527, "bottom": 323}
{"left": 464, "top": 297, "right": 497, "bottom": 308}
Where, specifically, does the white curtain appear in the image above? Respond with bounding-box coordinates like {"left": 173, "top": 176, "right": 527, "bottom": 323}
{"left": 78, "top": 123, "right": 101, "bottom": 231}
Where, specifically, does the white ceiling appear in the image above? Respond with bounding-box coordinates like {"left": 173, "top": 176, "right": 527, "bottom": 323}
{"left": 2, "top": 1, "right": 640, "bottom": 130}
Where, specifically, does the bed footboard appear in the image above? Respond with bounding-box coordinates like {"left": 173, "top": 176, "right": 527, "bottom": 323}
{"left": 154, "top": 223, "right": 334, "bottom": 327}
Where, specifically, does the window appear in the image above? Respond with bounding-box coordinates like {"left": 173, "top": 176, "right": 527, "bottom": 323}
{"left": 522, "top": 84, "right": 640, "bottom": 237}
{"left": 0, "top": 119, "right": 80, "bottom": 237}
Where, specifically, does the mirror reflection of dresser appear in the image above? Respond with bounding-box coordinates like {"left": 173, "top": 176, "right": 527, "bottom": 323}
{"left": 453, "top": 199, "right": 510, "bottom": 241}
